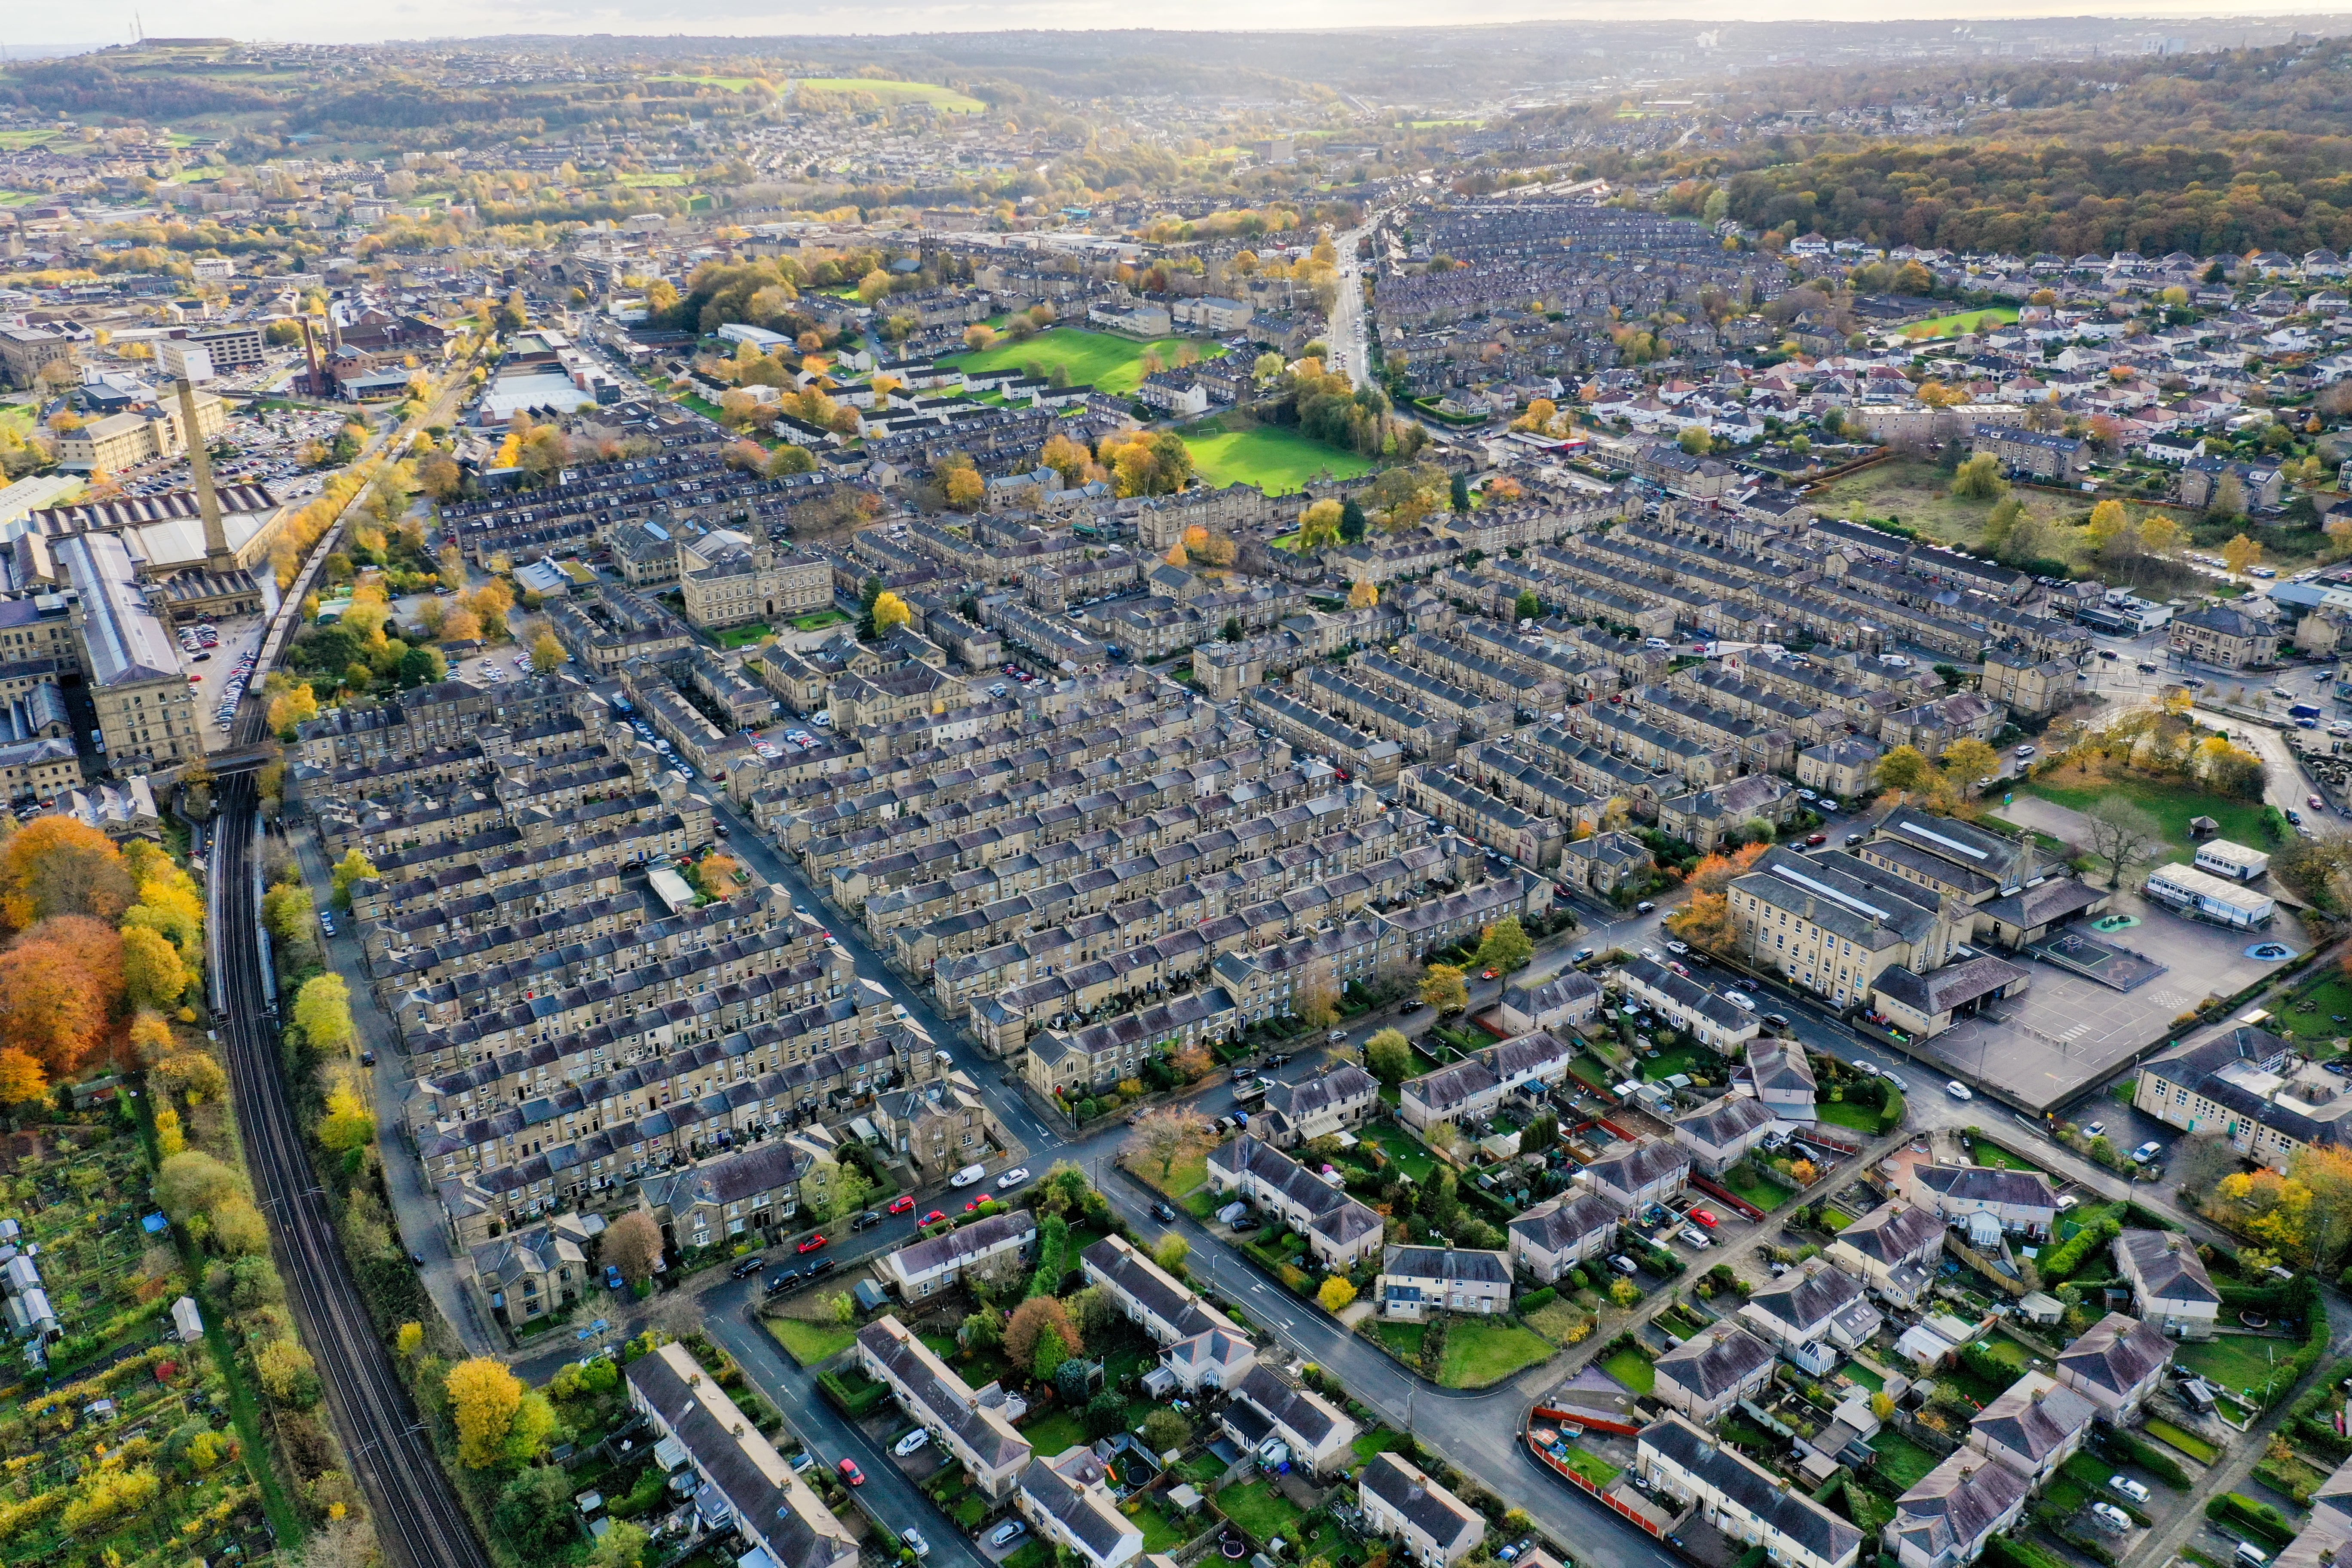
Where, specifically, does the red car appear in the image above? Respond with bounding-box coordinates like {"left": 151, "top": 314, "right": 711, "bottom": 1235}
{"left": 965, "top": 1198, "right": 983, "bottom": 1212}
{"left": 797, "top": 1234, "right": 829, "bottom": 1254}
{"left": 838, "top": 1459, "right": 864, "bottom": 1486}
{"left": 919, "top": 1210, "right": 948, "bottom": 1227}
{"left": 1805, "top": 833, "right": 1827, "bottom": 847}
{"left": 1690, "top": 1209, "right": 1719, "bottom": 1228}
{"left": 1480, "top": 968, "right": 1499, "bottom": 980}
{"left": 886, "top": 1194, "right": 916, "bottom": 1215}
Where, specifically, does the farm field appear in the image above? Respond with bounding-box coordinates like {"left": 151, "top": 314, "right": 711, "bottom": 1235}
{"left": 1184, "top": 423, "right": 1372, "bottom": 493}
{"left": 944, "top": 327, "right": 1223, "bottom": 396}
{"left": 648, "top": 74, "right": 767, "bottom": 91}
{"left": 793, "top": 77, "right": 988, "bottom": 112}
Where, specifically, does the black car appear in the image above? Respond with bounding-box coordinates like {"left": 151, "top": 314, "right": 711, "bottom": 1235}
{"left": 730, "top": 1255, "right": 768, "bottom": 1280}
{"left": 1762, "top": 1012, "right": 1791, "bottom": 1030}
{"left": 804, "top": 1257, "right": 836, "bottom": 1279}
{"left": 765, "top": 1269, "right": 801, "bottom": 1294}
{"left": 850, "top": 1210, "right": 884, "bottom": 1231}
{"left": 1151, "top": 1202, "right": 1178, "bottom": 1223}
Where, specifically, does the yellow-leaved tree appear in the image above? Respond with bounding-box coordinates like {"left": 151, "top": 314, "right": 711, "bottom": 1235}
{"left": 447, "top": 1357, "right": 524, "bottom": 1468}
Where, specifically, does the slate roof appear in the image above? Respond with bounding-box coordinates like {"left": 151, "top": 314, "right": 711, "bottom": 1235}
{"left": 1400, "top": 1030, "right": 1574, "bottom": 1117}
{"left": 1509, "top": 1190, "right": 1621, "bottom": 1255}
{"left": 1229, "top": 1362, "right": 1350, "bottom": 1450}
{"left": 1381, "top": 1245, "right": 1513, "bottom": 1287}
{"left": 1893, "top": 1452, "right": 2030, "bottom": 1568}
{"left": 1359, "top": 1452, "right": 1484, "bottom": 1558}
{"left": 1641, "top": 1414, "right": 1863, "bottom": 1566}
{"left": 1971, "top": 1372, "right": 2096, "bottom": 1465}
{"left": 884, "top": 1208, "right": 1036, "bottom": 1283}
{"left": 2117, "top": 1228, "right": 2220, "bottom": 1306}
{"left": 1674, "top": 1093, "right": 1778, "bottom": 1151}
{"left": 1746, "top": 1261, "right": 1871, "bottom": 1339}
{"left": 1871, "top": 954, "right": 2028, "bottom": 1017}
{"left": 1914, "top": 1164, "right": 2057, "bottom": 1213}
{"left": 1582, "top": 1139, "right": 1690, "bottom": 1197}
{"left": 1747, "top": 1038, "right": 1816, "bottom": 1097}
{"left": 1017, "top": 1450, "right": 1142, "bottom": 1565}
{"left": 1833, "top": 1202, "right": 1944, "bottom": 1268}
{"left": 855, "top": 1318, "right": 1031, "bottom": 1470}
{"left": 1207, "top": 1136, "right": 1384, "bottom": 1253}
{"left": 1656, "top": 1324, "right": 1776, "bottom": 1401}
{"left": 2055, "top": 1311, "right": 2174, "bottom": 1396}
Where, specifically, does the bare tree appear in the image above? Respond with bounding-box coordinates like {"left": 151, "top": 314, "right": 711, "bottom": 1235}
{"left": 604, "top": 1210, "right": 663, "bottom": 1286}
{"left": 2079, "top": 796, "right": 2164, "bottom": 888}
{"left": 1124, "top": 1107, "right": 1214, "bottom": 1185}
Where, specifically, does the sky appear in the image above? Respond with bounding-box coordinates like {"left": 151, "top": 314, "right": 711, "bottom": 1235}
{"left": 10, "top": 0, "right": 2346, "bottom": 50}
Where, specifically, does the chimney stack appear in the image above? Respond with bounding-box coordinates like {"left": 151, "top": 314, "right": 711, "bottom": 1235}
{"left": 175, "top": 377, "right": 235, "bottom": 575}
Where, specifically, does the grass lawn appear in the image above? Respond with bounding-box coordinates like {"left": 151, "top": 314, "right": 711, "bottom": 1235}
{"left": 1352, "top": 1428, "right": 1413, "bottom": 1465}
{"left": 1640, "top": 1041, "right": 1727, "bottom": 1082}
{"left": 1526, "top": 1298, "right": 1593, "bottom": 1346}
{"left": 1720, "top": 1163, "right": 1797, "bottom": 1212}
{"left": 1183, "top": 424, "right": 1372, "bottom": 495}
{"left": 1601, "top": 1344, "right": 1657, "bottom": 1395}
{"left": 795, "top": 77, "right": 988, "bottom": 111}
{"left": 1126, "top": 1495, "right": 1192, "bottom": 1552}
{"left": 2145, "top": 1416, "right": 2223, "bottom": 1464}
{"left": 1896, "top": 307, "right": 2021, "bottom": 340}
{"left": 944, "top": 327, "right": 1222, "bottom": 395}
{"left": 769, "top": 1317, "right": 854, "bottom": 1366}
{"left": 1841, "top": 1360, "right": 1886, "bottom": 1392}
{"left": 1963, "top": 1135, "right": 2048, "bottom": 1176}
{"left": 1020, "top": 1408, "right": 1089, "bottom": 1456}
{"left": 1819, "top": 1100, "right": 1881, "bottom": 1134}
{"left": 619, "top": 171, "right": 693, "bottom": 185}
{"left": 1808, "top": 457, "right": 2093, "bottom": 561}
{"left": 1378, "top": 1321, "right": 1427, "bottom": 1360}
{"left": 2018, "top": 772, "right": 2273, "bottom": 862}
{"left": 2275, "top": 973, "right": 2352, "bottom": 1042}
{"left": 712, "top": 622, "right": 772, "bottom": 648}
{"left": 1563, "top": 1445, "right": 1622, "bottom": 1487}
{"left": 1218, "top": 1478, "right": 1304, "bottom": 1544}
{"left": 790, "top": 609, "right": 848, "bottom": 632}
{"left": 1870, "top": 1431, "right": 1944, "bottom": 1491}
{"left": 2177, "top": 1333, "right": 2299, "bottom": 1403}
{"left": 1439, "top": 1320, "right": 1556, "bottom": 1388}
{"left": 1130, "top": 1148, "right": 1209, "bottom": 1198}
{"left": 1361, "top": 1124, "right": 1436, "bottom": 1182}
{"left": 1182, "top": 1452, "right": 1228, "bottom": 1485}
{"left": 648, "top": 74, "right": 767, "bottom": 92}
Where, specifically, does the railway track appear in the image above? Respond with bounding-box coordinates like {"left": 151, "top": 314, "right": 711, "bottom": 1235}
{"left": 209, "top": 714, "right": 489, "bottom": 1568}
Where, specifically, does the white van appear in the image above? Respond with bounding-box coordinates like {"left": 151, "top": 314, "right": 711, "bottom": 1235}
{"left": 949, "top": 1164, "right": 988, "bottom": 1188}
{"left": 2238, "top": 1545, "right": 2269, "bottom": 1568}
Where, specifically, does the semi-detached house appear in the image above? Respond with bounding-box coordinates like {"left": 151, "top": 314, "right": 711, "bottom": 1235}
{"left": 1638, "top": 1414, "right": 1864, "bottom": 1568}
{"left": 855, "top": 1316, "right": 1032, "bottom": 1499}
{"left": 1359, "top": 1452, "right": 1487, "bottom": 1568}
{"left": 1398, "top": 1030, "right": 1576, "bottom": 1131}
{"left": 1206, "top": 1135, "right": 1385, "bottom": 1269}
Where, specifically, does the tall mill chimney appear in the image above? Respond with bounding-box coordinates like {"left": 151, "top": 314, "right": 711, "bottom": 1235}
{"left": 174, "top": 377, "right": 235, "bottom": 575}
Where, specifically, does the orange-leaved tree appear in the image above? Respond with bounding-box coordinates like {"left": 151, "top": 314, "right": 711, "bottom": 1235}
{"left": 0, "top": 816, "right": 134, "bottom": 929}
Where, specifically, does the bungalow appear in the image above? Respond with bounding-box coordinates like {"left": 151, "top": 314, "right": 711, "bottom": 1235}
{"left": 1360, "top": 1452, "right": 1487, "bottom": 1568}
{"left": 855, "top": 1317, "right": 1032, "bottom": 1499}
{"left": 1654, "top": 1323, "right": 1778, "bottom": 1424}
{"left": 1376, "top": 1245, "right": 1512, "bottom": 1320}
{"left": 876, "top": 1208, "right": 1037, "bottom": 1299}
{"left": 1891, "top": 1452, "right": 2031, "bottom": 1568}
{"left": 1222, "top": 1362, "right": 1360, "bottom": 1475}
{"left": 1747, "top": 1038, "right": 1817, "bottom": 1122}
{"left": 1637, "top": 1414, "right": 1864, "bottom": 1568}
{"left": 1206, "top": 1136, "right": 1385, "bottom": 1270}
{"left": 1672, "top": 1094, "right": 1781, "bottom": 1177}
{"left": 1582, "top": 1140, "right": 1690, "bottom": 1212}
{"left": 1260, "top": 1064, "right": 1381, "bottom": 1149}
{"left": 2114, "top": 1229, "right": 2220, "bottom": 1340}
{"left": 1398, "top": 1030, "right": 1577, "bottom": 1132}
{"left": 2054, "top": 1312, "right": 2174, "bottom": 1423}
{"left": 625, "top": 1342, "right": 860, "bottom": 1568}
{"left": 1967, "top": 1371, "right": 2095, "bottom": 1483}
{"left": 1739, "top": 1261, "right": 1884, "bottom": 1375}
{"left": 1508, "top": 1189, "right": 1624, "bottom": 1283}
{"left": 1825, "top": 1202, "right": 1946, "bottom": 1309}
{"left": 1016, "top": 1446, "right": 1145, "bottom": 1568}
{"left": 1909, "top": 1165, "right": 2058, "bottom": 1239}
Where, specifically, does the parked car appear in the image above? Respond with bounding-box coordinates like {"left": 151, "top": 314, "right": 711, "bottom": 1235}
{"left": 991, "top": 1522, "right": 1029, "bottom": 1549}
{"left": 1607, "top": 1254, "right": 1640, "bottom": 1277}
{"left": 894, "top": 1429, "right": 931, "bottom": 1457}
{"left": 950, "top": 1164, "right": 988, "bottom": 1188}
{"left": 2132, "top": 1141, "right": 2164, "bottom": 1164}
{"left": 1723, "top": 990, "right": 1757, "bottom": 1012}
{"left": 851, "top": 1210, "right": 883, "bottom": 1231}
{"left": 729, "top": 1255, "right": 766, "bottom": 1279}
{"left": 2109, "top": 1476, "right": 2150, "bottom": 1505}
{"left": 804, "top": 1258, "right": 836, "bottom": 1279}
{"left": 903, "top": 1530, "right": 931, "bottom": 1559}
{"left": 996, "top": 1167, "right": 1031, "bottom": 1190}
{"left": 919, "top": 1210, "right": 948, "bottom": 1227}
{"left": 764, "top": 1270, "right": 800, "bottom": 1295}
{"left": 604, "top": 1265, "right": 624, "bottom": 1291}
{"left": 1635, "top": 900, "right": 1657, "bottom": 914}
{"left": 1678, "top": 1224, "right": 1711, "bottom": 1249}
{"left": 2089, "top": 1503, "right": 2131, "bottom": 1534}
{"left": 1151, "top": 1202, "right": 1178, "bottom": 1223}
{"left": 886, "top": 1194, "right": 916, "bottom": 1214}
{"left": 2082, "top": 1121, "right": 2106, "bottom": 1139}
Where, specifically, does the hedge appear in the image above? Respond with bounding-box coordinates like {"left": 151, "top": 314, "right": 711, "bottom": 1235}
{"left": 1986, "top": 1533, "right": 2076, "bottom": 1568}
{"left": 1519, "top": 1287, "right": 1558, "bottom": 1314}
{"left": 2036, "top": 1216, "right": 2120, "bottom": 1283}
{"left": 1877, "top": 1089, "right": 1905, "bottom": 1134}
{"left": 2208, "top": 1494, "right": 2297, "bottom": 1549}
{"left": 818, "top": 1368, "right": 890, "bottom": 1417}
{"left": 2284, "top": 1356, "right": 2352, "bottom": 1462}
{"left": 2101, "top": 1428, "right": 2190, "bottom": 1489}
{"left": 2122, "top": 1201, "right": 2178, "bottom": 1232}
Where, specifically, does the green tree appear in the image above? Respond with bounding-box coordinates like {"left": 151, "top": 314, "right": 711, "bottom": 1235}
{"left": 1472, "top": 916, "right": 1534, "bottom": 974}
{"left": 293, "top": 973, "right": 357, "bottom": 1056}
{"left": 1949, "top": 453, "right": 2008, "bottom": 501}
{"left": 1872, "top": 744, "right": 1939, "bottom": 802}
{"left": 1514, "top": 590, "right": 1541, "bottom": 623}
{"left": 1364, "top": 1028, "right": 1413, "bottom": 1084}
{"left": 1338, "top": 499, "right": 1368, "bottom": 542}
{"left": 398, "top": 645, "right": 447, "bottom": 686}
{"left": 1031, "top": 1324, "right": 1072, "bottom": 1384}
{"left": 1420, "top": 963, "right": 1470, "bottom": 1013}
{"left": 588, "top": 1522, "right": 650, "bottom": 1568}
{"left": 1450, "top": 472, "right": 1472, "bottom": 512}
{"left": 494, "top": 1466, "right": 578, "bottom": 1562}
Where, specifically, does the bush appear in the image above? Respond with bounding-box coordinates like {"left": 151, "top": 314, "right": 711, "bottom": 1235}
{"left": 817, "top": 1368, "right": 889, "bottom": 1417}
{"left": 1519, "top": 1287, "right": 1558, "bottom": 1314}
{"left": 2036, "top": 1216, "right": 2120, "bottom": 1283}
{"left": 1877, "top": 1089, "right": 1905, "bottom": 1134}
{"left": 2208, "top": 1494, "right": 2297, "bottom": 1549}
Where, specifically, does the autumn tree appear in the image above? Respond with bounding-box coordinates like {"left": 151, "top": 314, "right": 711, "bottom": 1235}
{"left": 122, "top": 925, "right": 187, "bottom": 1011}
{"left": 1420, "top": 963, "right": 1469, "bottom": 1014}
{"left": 531, "top": 631, "right": 566, "bottom": 673}
{"left": 447, "top": 1357, "right": 525, "bottom": 1468}
{"left": 944, "top": 467, "right": 985, "bottom": 511}
{"left": 1296, "top": 499, "right": 1344, "bottom": 551}
{"left": 1667, "top": 892, "right": 1735, "bottom": 953}
{"left": 328, "top": 849, "right": 380, "bottom": 914}
{"left": 0, "top": 935, "right": 112, "bottom": 1078}
{"left": 0, "top": 816, "right": 134, "bottom": 928}
{"left": 293, "top": 973, "right": 358, "bottom": 1057}
{"left": 2222, "top": 533, "right": 2264, "bottom": 577}
{"left": 1941, "top": 738, "right": 2003, "bottom": 791}
{"left": 1688, "top": 842, "right": 1769, "bottom": 896}
{"left": 1002, "top": 1294, "right": 1082, "bottom": 1374}
{"left": 1872, "top": 745, "right": 1939, "bottom": 803}
{"left": 872, "top": 591, "right": 913, "bottom": 636}
{"left": 2080, "top": 796, "right": 2164, "bottom": 888}
{"left": 1347, "top": 579, "right": 1379, "bottom": 609}
{"left": 1949, "top": 453, "right": 2008, "bottom": 501}
{"left": 1318, "top": 1277, "right": 1358, "bottom": 1312}
{"left": 1125, "top": 1107, "right": 1213, "bottom": 1185}
{"left": 2288, "top": 1142, "right": 2352, "bottom": 1273}
{"left": 1472, "top": 916, "right": 1534, "bottom": 974}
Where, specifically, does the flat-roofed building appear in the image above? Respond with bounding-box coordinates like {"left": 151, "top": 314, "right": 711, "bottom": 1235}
{"left": 2194, "top": 839, "right": 2270, "bottom": 881}
{"left": 2144, "top": 862, "right": 2275, "bottom": 929}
